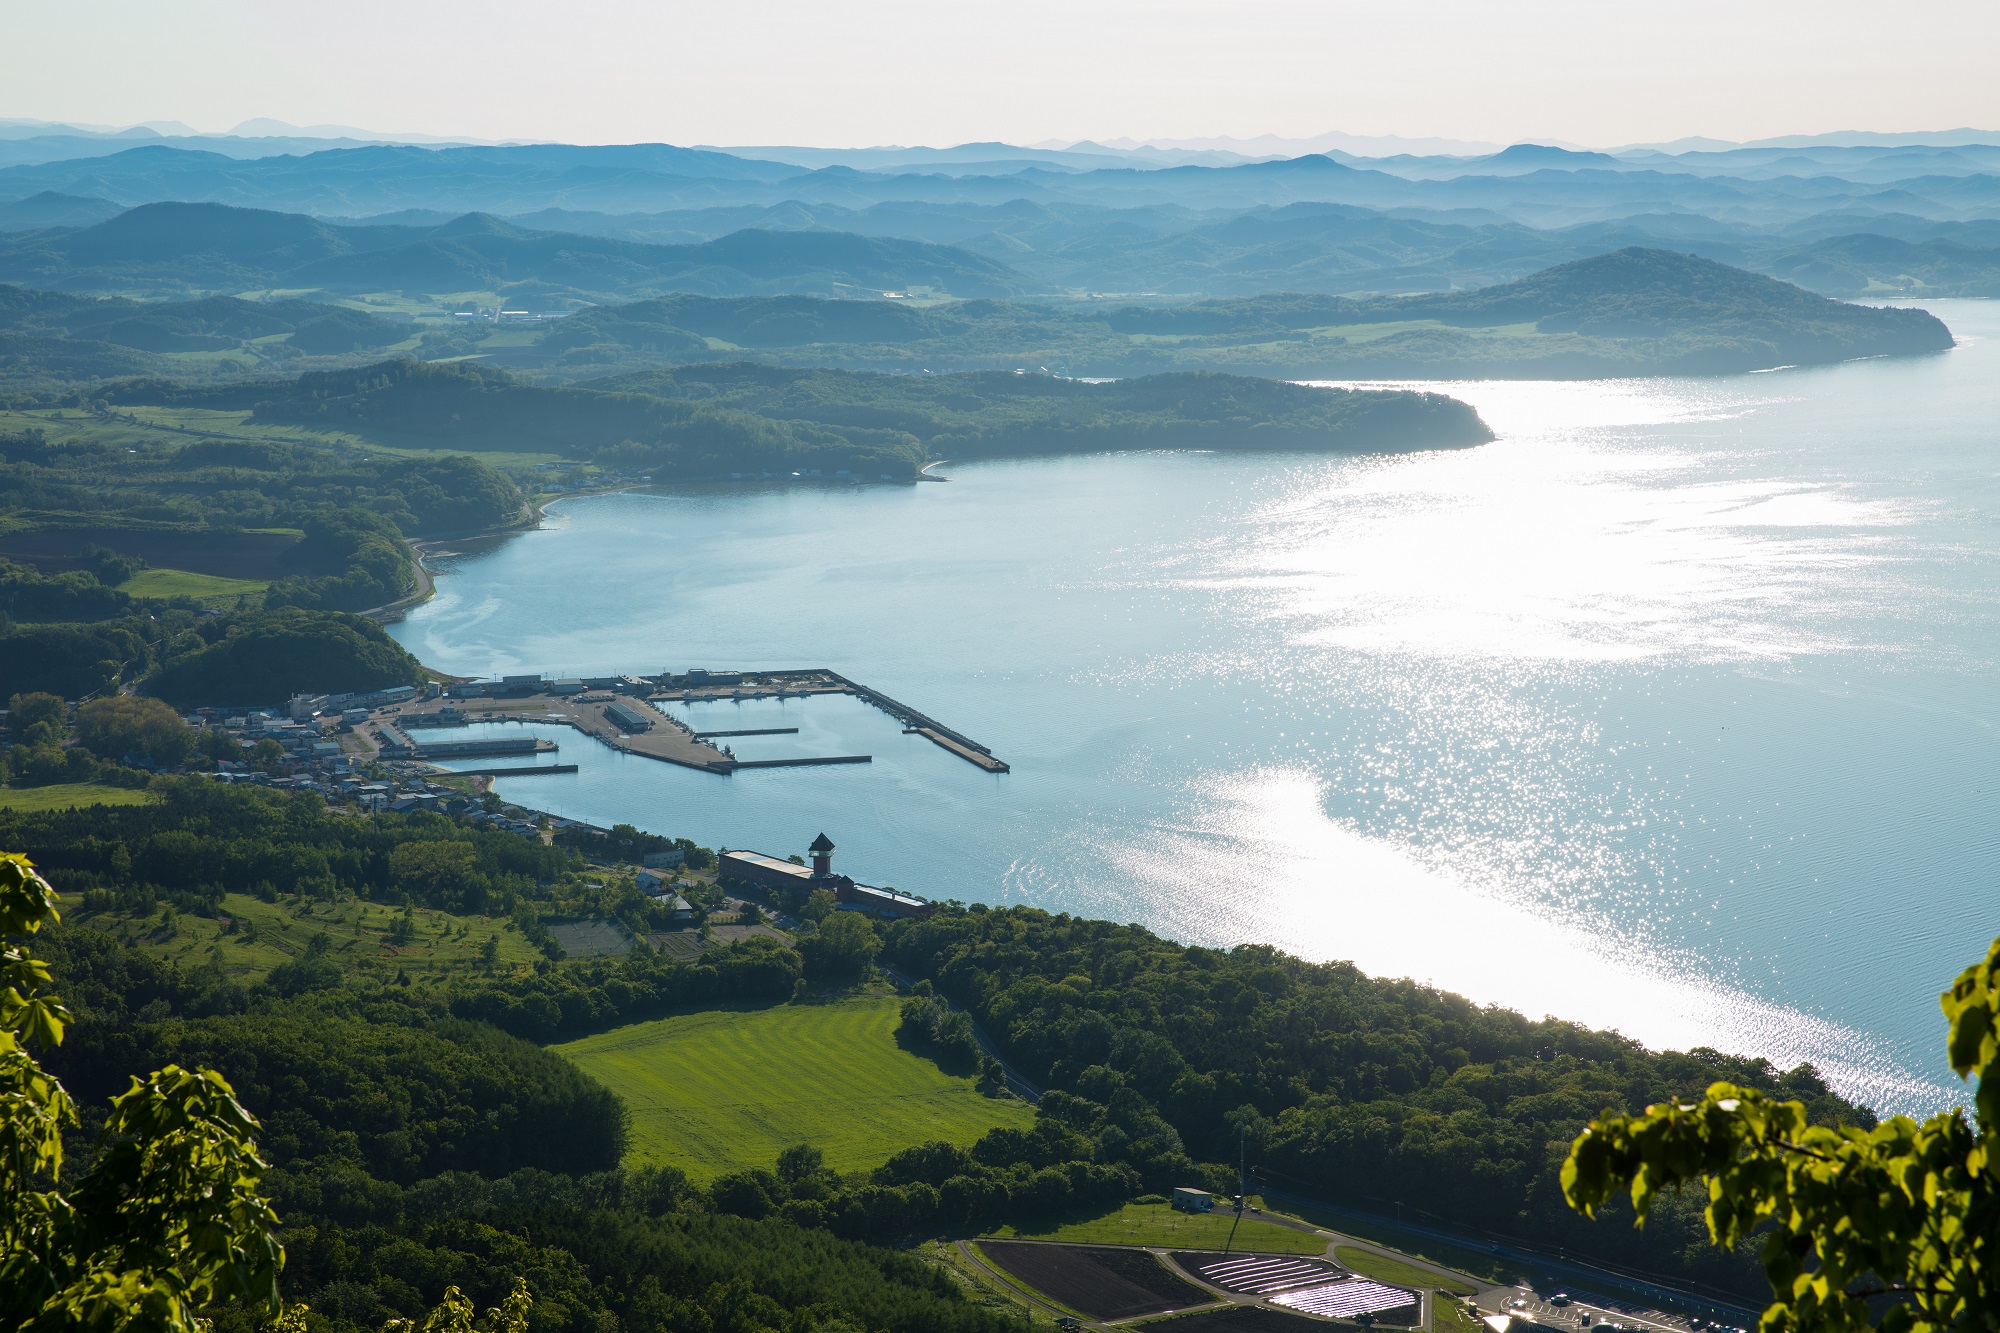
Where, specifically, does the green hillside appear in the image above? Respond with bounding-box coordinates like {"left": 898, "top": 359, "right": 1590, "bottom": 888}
{"left": 0, "top": 280, "right": 414, "bottom": 388}
{"left": 556, "top": 995, "right": 1037, "bottom": 1178}
{"left": 591, "top": 362, "right": 1493, "bottom": 458}
{"left": 520, "top": 248, "right": 1953, "bottom": 380}
{"left": 115, "top": 356, "right": 1488, "bottom": 479}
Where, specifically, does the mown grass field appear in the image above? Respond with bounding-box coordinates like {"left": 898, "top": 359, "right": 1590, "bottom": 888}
{"left": 555, "top": 995, "right": 1036, "bottom": 1179}
{"left": 120, "top": 567, "right": 272, "bottom": 606}
{"left": 1334, "top": 1245, "right": 1479, "bottom": 1295}
{"left": 0, "top": 782, "right": 158, "bottom": 812}
{"left": 59, "top": 890, "right": 544, "bottom": 984}
{"left": 982, "top": 1201, "right": 1328, "bottom": 1254}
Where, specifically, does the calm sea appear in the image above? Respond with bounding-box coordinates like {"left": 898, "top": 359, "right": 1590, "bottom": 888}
{"left": 393, "top": 300, "right": 2000, "bottom": 1114}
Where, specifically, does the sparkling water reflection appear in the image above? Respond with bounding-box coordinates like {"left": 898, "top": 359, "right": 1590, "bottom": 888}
{"left": 395, "top": 301, "right": 2000, "bottom": 1115}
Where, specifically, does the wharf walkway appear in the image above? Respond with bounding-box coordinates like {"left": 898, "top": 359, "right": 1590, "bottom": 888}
{"left": 653, "top": 668, "right": 1010, "bottom": 773}
{"left": 405, "top": 697, "right": 735, "bottom": 773}
{"left": 381, "top": 667, "right": 1010, "bottom": 778}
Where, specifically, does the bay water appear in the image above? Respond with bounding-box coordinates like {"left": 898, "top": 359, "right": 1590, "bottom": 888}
{"left": 392, "top": 300, "right": 2000, "bottom": 1114}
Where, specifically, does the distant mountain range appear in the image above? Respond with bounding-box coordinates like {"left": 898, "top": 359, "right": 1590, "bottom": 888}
{"left": 3, "top": 192, "right": 1995, "bottom": 308}
{"left": 0, "top": 202, "right": 1038, "bottom": 301}
{"left": 2, "top": 137, "right": 2000, "bottom": 228}
{"left": 0, "top": 131, "right": 1993, "bottom": 305}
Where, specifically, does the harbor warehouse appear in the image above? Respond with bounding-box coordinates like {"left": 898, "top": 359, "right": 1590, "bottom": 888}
{"left": 604, "top": 701, "right": 654, "bottom": 732}
{"left": 719, "top": 850, "right": 814, "bottom": 894}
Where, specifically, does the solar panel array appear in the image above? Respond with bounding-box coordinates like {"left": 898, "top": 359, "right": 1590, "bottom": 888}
{"left": 1196, "top": 1255, "right": 1342, "bottom": 1294}
{"left": 1271, "top": 1280, "right": 1419, "bottom": 1320}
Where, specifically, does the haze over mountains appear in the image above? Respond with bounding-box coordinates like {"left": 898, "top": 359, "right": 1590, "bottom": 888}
{"left": 0, "top": 125, "right": 1995, "bottom": 305}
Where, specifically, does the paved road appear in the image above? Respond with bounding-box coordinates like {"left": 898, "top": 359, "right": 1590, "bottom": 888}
{"left": 1253, "top": 1182, "right": 1759, "bottom": 1321}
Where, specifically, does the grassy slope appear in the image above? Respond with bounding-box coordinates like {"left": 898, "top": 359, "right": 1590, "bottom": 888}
{"left": 61, "top": 889, "right": 544, "bottom": 984}
{"left": 981, "top": 1202, "right": 1328, "bottom": 1255}
{"left": 120, "top": 567, "right": 271, "bottom": 605}
{"left": 555, "top": 995, "right": 1036, "bottom": 1179}
{"left": 0, "top": 782, "right": 157, "bottom": 812}
{"left": 1334, "top": 1245, "right": 1479, "bottom": 1296}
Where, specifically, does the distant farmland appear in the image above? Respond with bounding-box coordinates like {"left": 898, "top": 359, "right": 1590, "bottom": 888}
{"left": 555, "top": 995, "right": 1035, "bottom": 1178}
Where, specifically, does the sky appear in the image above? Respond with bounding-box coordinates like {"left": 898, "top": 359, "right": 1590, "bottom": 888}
{"left": 5, "top": 0, "right": 1997, "bottom": 150}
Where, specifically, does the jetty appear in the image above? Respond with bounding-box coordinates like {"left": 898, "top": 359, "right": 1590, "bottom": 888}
{"left": 371, "top": 666, "right": 1009, "bottom": 777}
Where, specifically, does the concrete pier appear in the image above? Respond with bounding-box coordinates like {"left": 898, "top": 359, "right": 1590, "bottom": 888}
{"left": 730, "top": 754, "right": 872, "bottom": 769}
{"left": 654, "top": 667, "right": 1011, "bottom": 774}
{"left": 407, "top": 667, "right": 1010, "bottom": 777}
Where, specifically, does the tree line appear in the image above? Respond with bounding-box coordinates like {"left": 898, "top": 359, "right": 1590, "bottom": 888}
{"left": 879, "top": 905, "right": 1876, "bottom": 1298}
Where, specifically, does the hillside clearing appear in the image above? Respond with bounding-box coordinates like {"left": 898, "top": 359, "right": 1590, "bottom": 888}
{"left": 121, "top": 567, "right": 271, "bottom": 605}
{"left": 0, "top": 782, "right": 158, "bottom": 812}
{"left": 555, "top": 995, "right": 1035, "bottom": 1179}
{"left": 58, "top": 889, "right": 543, "bottom": 984}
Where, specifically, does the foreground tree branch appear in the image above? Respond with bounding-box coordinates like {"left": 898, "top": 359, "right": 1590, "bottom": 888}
{"left": 1562, "top": 936, "right": 2000, "bottom": 1333}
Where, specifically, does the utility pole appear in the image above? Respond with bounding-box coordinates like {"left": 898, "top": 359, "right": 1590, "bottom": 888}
{"left": 1239, "top": 1122, "right": 1248, "bottom": 1214}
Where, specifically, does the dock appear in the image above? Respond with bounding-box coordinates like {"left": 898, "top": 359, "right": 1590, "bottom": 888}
{"left": 652, "top": 667, "right": 1010, "bottom": 773}
{"left": 730, "top": 755, "right": 872, "bottom": 769}
{"left": 904, "top": 726, "right": 1010, "bottom": 773}
{"left": 396, "top": 666, "right": 1010, "bottom": 778}
{"left": 447, "top": 764, "right": 579, "bottom": 777}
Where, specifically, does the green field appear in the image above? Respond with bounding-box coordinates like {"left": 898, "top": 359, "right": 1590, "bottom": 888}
{"left": 121, "top": 567, "right": 271, "bottom": 606}
{"left": 555, "top": 996, "right": 1036, "bottom": 1179}
{"left": 60, "top": 889, "right": 544, "bottom": 984}
{"left": 982, "top": 1201, "right": 1329, "bottom": 1254}
{"left": 1334, "top": 1245, "right": 1479, "bottom": 1296}
{"left": 0, "top": 782, "right": 158, "bottom": 812}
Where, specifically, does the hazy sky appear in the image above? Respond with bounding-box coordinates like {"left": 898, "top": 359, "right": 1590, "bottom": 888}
{"left": 7, "top": 0, "right": 1996, "bottom": 149}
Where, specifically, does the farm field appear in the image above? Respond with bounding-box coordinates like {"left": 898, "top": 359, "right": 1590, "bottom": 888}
{"left": 976, "top": 1241, "right": 1213, "bottom": 1321}
{"left": 554, "top": 995, "right": 1036, "bottom": 1179}
{"left": 58, "top": 889, "right": 544, "bottom": 984}
{"left": 0, "top": 782, "right": 157, "bottom": 812}
{"left": 983, "top": 1202, "right": 1328, "bottom": 1255}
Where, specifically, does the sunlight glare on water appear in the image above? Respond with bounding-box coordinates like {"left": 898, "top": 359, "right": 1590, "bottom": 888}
{"left": 1254, "top": 378, "right": 1917, "bottom": 663}
{"left": 1111, "top": 766, "right": 1945, "bottom": 1112}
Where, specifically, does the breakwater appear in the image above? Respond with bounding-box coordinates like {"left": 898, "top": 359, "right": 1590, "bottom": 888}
{"left": 380, "top": 666, "right": 1008, "bottom": 777}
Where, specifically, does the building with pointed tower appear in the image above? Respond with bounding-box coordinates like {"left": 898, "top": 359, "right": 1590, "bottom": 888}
{"left": 718, "top": 832, "right": 932, "bottom": 919}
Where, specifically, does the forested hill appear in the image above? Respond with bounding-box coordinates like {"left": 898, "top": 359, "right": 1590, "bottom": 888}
{"left": 587, "top": 363, "right": 1492, "bottom": 458}
{"left": 0, "top": 282, "right": 410, "bottom": 389}
{"left": 881, "top": 904, "right": 1871, "bottom": 1295}
{"left": 1398, "top": 247, "right": 1951, "bottom": 357}
{"left": 516, "top": 249, "right": 1954, "bottom": 380}
{"left": 120, "top": 357, "right": 1493, "bottom": 479}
